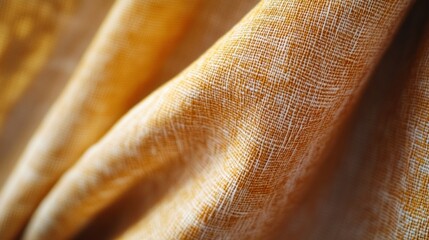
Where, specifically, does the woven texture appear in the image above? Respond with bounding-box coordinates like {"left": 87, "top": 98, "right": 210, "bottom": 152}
{"left": 0, "top": 0, "right": 428, "bottom": 239}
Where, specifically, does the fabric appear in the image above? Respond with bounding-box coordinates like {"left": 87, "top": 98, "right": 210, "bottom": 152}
{"left": 0, "top": 0, "right": 428, "bottom": 239}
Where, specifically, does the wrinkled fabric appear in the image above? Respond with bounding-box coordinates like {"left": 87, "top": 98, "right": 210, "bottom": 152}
{"left": 0, "top": 0, "right": 428, "bottom": 239}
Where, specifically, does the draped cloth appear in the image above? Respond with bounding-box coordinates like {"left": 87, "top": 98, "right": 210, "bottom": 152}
{"left": 0, "top": 0, "right": 428, "bottom": 239}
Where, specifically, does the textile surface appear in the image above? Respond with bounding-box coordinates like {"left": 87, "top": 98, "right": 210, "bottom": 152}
{"left": 0, "top": 0, "right": 428, "bottom": 239}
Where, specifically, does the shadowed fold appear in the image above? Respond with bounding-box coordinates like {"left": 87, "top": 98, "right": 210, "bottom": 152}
{"left": 21, "top": 1, "right": 411, "bottom": 239}
{"left": 0, "top": 0, "right": 198, "bottom": 239}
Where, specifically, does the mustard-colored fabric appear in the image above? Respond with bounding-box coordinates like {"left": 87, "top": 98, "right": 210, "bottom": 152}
{"left": 0, "top": 0, "right": 428, "bottom": 239}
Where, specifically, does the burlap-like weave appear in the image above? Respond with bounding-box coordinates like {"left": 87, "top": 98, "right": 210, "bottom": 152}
{"left": 0, "top": 0, "right": 428, "bottom": 239}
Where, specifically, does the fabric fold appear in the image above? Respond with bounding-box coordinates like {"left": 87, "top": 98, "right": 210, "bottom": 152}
{"left": 19, "top": 1, "right": 411, "bottom": 239}
{"left": 0, "top": 0, "right": 198, "bottom": 239}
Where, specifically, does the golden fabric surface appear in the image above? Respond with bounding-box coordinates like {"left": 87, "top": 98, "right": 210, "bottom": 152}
{"left": 0, "top": 0, "right": 428, "bottom": 239}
